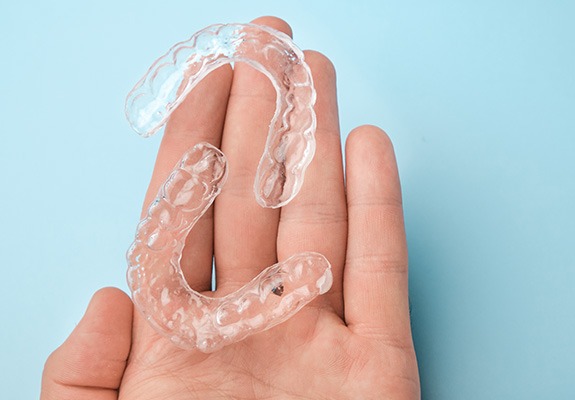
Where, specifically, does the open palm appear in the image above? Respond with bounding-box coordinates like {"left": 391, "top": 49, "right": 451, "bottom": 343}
{"left": 42, "top": 17, "right": 419, "bottom": 400}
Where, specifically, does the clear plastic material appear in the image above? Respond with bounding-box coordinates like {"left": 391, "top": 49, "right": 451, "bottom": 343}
{"left": 125, "top": 23, "right": 317, "bottom": 208}
{"left": 125, "top": 23, "right": 332, "bottom": 353}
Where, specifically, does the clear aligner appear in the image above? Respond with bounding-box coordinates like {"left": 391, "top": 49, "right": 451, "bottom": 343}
{"left": 125, "top": 23, "right": 318, "bottom": 208}
{"left": 126, "top": 24, "right": 332, "bottom": 353}
{"left": 127, "top": 143, "right": 332, "bottom": 352}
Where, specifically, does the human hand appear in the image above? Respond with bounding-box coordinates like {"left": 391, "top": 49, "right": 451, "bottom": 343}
{"left": 42, "top": 16, "right": 420, "bottom": 400}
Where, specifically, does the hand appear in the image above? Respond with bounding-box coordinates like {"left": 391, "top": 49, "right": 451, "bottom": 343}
{"left": 41, "top": 16, "right": 420, "bottom": 400}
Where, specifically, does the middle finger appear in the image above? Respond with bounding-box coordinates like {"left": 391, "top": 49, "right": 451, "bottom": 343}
{"left": 214, "top": 17, "right": 293, "bottom": 292}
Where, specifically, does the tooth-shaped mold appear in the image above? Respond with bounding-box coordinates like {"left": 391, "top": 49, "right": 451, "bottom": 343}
{"left": 126, "top": 24, "right": 331, "bottom": 353}
{"left": 125, "top": 23, "right": 317, "bottom": 208}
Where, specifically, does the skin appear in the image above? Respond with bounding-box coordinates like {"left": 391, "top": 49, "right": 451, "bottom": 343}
{"left": 41, "top": 16, "right": 420, "bottom": 400}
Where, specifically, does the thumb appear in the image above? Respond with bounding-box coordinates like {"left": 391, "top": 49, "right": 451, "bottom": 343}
{"left": 41, "top": 287, "right": 133, "bottom": 400}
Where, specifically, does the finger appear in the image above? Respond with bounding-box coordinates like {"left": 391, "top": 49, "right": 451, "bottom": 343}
{"left": 343, "top": 126, "right": 412, "bottom": 343}
{"left": 277, "top": 51, "right": 347, "bottom": 317}
{"left": 214, "top": 16, "right": 292, "bottom": 291}
{"left": 142, "top": 65, "right": 232, "bottom": 291}
{"left": 41, "top": 288, "right": 133, "bottom": 400}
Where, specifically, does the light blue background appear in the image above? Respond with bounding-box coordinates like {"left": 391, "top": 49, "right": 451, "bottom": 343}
{"left": 1, "top": 1, "right": 574, "bottom": 398}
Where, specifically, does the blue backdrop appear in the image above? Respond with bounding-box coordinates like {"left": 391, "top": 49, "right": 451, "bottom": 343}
{"left": 1, "top": 1, "right": 574, "bottom": 398}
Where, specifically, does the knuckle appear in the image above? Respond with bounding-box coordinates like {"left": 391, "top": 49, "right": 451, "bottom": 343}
{"left": 347, "top": 193, "right": 404, "bottom": 209}
{"left": 346, "top": 253, "right": 408, "bottom": 275}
